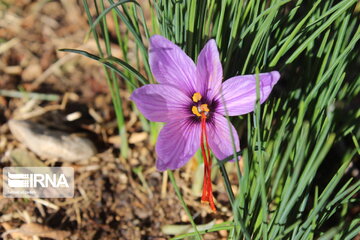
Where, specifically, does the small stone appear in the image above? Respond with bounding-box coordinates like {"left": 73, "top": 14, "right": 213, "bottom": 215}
{"left": 10, "top": 148, "right": 46, "bottom": 167}
{"left": 108, "top": 135, "right": 121, "bottom": 147}
{"left": 128, "top": 132, "right": 148, "bottom": 144}
{"left": 22, "top": 64, "right": 42, "bottom": 81}
{"left": 129, "top": 158, "right": 139, "bottom": 166}
{"left": 118, "top": 173, "right": 128, "bottom": 184}
{"left": 8, "top": 119, "right": 96, "bottom": 162}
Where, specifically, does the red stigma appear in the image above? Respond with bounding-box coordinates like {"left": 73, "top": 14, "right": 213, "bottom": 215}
{"left": 200, "top": 113, "right": 216, "bottom": 212}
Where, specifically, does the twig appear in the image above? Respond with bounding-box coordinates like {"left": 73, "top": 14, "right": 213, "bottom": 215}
{"left": 0, "top": 90, "right": 59, "bottom": 101}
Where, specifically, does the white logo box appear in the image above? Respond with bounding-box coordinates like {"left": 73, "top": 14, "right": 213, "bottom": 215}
{"left": 3, "top": 167, "right": 74, "bottom": 198}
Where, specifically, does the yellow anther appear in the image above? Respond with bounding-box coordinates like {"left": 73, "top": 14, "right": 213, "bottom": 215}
{"left": 192, "top": 106, "right": 201, "bottom": 117}
{"left": 200, "top": 104, "right": 209, "bottom": 112}
{"left": 192, "top": 92, "right": 202, "bottom": 103}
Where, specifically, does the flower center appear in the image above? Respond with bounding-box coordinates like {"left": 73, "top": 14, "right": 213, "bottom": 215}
{"left": 191, "top": 92, "right": 210, "bottom": 117}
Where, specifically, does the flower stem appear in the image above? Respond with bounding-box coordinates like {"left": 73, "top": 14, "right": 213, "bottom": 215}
{"left": 216, "top": 158, "right": 251, "bottom": 240}
{"left": 168, "top": 170, "right": 202, "bottom": 240}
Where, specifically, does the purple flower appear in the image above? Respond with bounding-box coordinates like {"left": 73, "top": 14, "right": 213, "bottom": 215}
{"left": 131, "top": 35, "right": 280, "bottom": 211}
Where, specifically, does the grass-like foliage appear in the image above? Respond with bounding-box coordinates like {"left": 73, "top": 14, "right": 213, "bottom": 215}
{"left": 63, "top": 0, "right": 360, "bottom": 239}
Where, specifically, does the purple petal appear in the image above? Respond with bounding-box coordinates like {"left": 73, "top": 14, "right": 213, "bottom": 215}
{"left": 130, "top": 84, "right": 192, "bottom": 122}
{"left": 149, "top": 35, "right": 197, "bottom": 96}
{"left": 217, "top": 71, "right": 280, "bottom": 116}
{"left": 196, "top": 39, "right": 223, "bottom": 100}
{"left": 156, "top": 119, "right": 200, "bottom": 171}
{"left": 207, "top": 113, "right": 240, "bottom": 161}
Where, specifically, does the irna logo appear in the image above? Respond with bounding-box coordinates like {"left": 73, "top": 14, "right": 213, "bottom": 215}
{"left": 7, "top": 172, "right": 69, "bottom": 188}
{"left": 3, "top": 167, "right": 74, "bottom": 198}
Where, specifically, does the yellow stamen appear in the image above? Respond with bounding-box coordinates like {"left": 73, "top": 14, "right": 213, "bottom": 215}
{"left": 200, "top": 104, "right": 209, "bottom": 112}
{"left": 192, "top": 106, "right": 201, "bottom": 117}
{"left": 192, "top": 104, "right": 209, "bottom": 117}
{"left": 192, "top": 92, "right": 202, "bottom": 102}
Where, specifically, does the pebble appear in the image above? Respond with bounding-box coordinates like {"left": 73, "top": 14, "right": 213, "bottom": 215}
{"left": 8, "top": 119, "right": 97, "bottom": 162}
{"left": 128, "top": 132, "right": 148, "bottom": 144}
{"left": 21, "top": 64, "right": 42, "bottom": 81}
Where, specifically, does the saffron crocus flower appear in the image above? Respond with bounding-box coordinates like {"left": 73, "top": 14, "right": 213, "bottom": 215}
{"left": 131, "top": 35, "right": 280, "bottom": 211}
